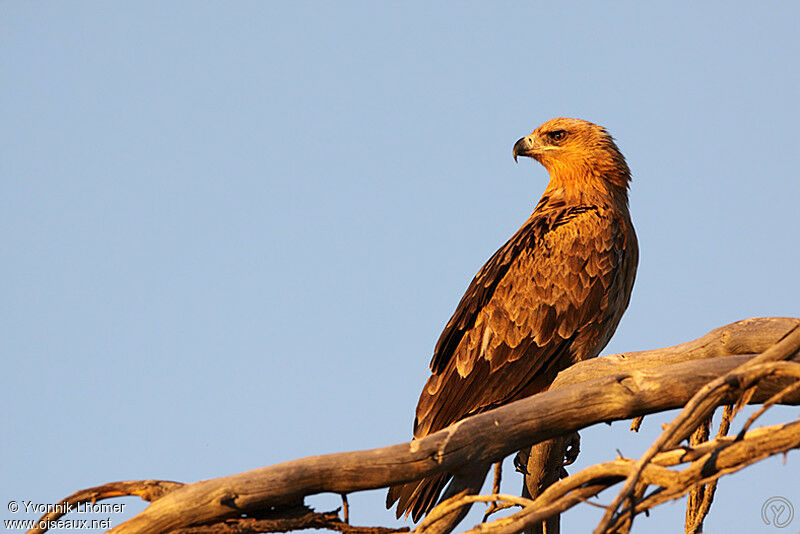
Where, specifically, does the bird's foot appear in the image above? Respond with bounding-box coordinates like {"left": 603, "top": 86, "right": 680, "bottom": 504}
{"left": 562, "top": 431, "right": 581, "bottom": 466}
{"left": 514, "top": 449, "right": 530, "bottom": 475}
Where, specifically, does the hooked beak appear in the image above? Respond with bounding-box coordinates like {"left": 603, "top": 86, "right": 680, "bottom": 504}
{"left": 513, "top": 135, "right": 536, "bottom": 163}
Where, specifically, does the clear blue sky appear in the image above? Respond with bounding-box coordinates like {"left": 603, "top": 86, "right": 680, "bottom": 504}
{"left": 2, "top": 2, "right": 799, "bottom": 532}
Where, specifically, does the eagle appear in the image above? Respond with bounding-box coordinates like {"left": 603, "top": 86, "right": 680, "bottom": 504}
{"left": 387, "top": 118, "right": 639, "bottom": 521}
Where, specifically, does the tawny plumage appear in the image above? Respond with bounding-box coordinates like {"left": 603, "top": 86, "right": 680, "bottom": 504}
{"left": 387, "top": 118, "right": 638, "bottom": 521}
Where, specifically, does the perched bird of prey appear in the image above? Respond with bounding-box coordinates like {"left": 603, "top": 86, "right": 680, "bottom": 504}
{"left": 387, "top": 118, "right": 638, "bottom": 521}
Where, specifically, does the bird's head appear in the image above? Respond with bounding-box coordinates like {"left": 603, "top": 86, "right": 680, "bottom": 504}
{"left": 513, "top": 117, "right": 630, "bottom": 192}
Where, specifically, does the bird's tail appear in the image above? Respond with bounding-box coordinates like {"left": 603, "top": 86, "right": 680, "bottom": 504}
{"left": 386, "top": 472, "right": 451, "bottom": 522}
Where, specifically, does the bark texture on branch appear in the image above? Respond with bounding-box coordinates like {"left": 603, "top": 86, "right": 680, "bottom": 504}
{"left": 33, "top": 317, "right": 800, "bottom": 534}
{"left": 595, "top": 321, "right": 800, "bottom": 532}
{"left": 446, "top": 417, "right": 800, "bottom": 534}
{"left": 520, "top": 316, "right": 800, "bottom": 533}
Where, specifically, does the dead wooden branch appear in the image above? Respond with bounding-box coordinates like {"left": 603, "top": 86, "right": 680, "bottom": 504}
{"left": 594, "top": 321, "right": 800, "bottom": 533}
{"left": 176, "top": 505, "right": 408, "bottom": 534}
{"left": 683, "top": 406, "right": 731, "bottom": 534}
{"left": 480, "top": 464, "right": 505, "bottom": 522}
{"left": 447, "top": 400, "right": 800, "bottom": 534}
{"left": 28, "top": 317, "right": 800, "bottom": 534}
{"left": 413, "top": 335, "right": 800, "bottom": 534}
{"left": 25, "top": 480, "right": 184, "bottom": 534}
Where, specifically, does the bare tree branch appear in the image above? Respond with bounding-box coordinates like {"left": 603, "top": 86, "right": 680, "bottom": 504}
{"left": 27, "top": 317, "right": 800, "bottom": 534}
{"left": 684, "top": 405, "right": 732, "bottom": 534}
{"left": 25, "top": 480, "right": 184, "bottom": 534}
{"left": 595, "top": 322, "right": 800, "bottom": 533}
{"left": 177, "top": 505, "right": 408, "bottom": 534}
{"left": 456, "top": 414, "right": 800, "bottom": 534}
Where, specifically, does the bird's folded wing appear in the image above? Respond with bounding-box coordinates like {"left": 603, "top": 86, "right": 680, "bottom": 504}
{"left": 416, "top": 207, "right": 625, "bottom": 438}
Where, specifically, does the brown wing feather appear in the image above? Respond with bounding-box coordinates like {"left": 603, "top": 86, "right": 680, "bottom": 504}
{"left": 430, "top": 216, "right": 540, "bottom": 374}
{"left": 388, "top": 204, "right": 636, "bottom": 521}
{"left": 417, "top": 207, "right": 624, "bottom": 436}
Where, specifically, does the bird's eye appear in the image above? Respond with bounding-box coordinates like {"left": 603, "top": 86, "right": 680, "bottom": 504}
{"left": 550, "top": 130, "right": 567, "bottom": 142}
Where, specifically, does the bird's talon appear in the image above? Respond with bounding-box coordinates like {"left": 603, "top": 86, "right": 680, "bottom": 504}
{"left": 562, "top": 431, "right": 581, "bottom": 466}
{"left": 514, "top": 451, "right": 530, "bottom": 475}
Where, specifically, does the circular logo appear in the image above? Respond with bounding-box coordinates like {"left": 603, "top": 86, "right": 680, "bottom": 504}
{"left": 761, "top": 496, "right": 794, "bottom": 528}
